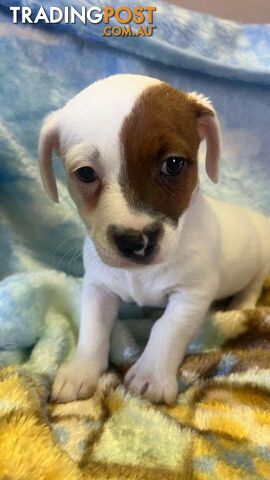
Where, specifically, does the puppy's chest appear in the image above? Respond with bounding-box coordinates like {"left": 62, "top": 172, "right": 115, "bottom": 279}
{"left": 106, "top": 270, "right": 176, "bottom": 307}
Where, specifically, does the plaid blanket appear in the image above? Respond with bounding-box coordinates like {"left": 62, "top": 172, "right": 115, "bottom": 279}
{"left": 0, "top": 273, "right": 270, "bottom": 479}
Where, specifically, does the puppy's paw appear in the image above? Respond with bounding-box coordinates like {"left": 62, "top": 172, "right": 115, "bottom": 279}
{"left": 51, "top": 358, "right": 100, "bottom": 403}
{"left": 124, "top": 359, "right": 178, "bottom": 405}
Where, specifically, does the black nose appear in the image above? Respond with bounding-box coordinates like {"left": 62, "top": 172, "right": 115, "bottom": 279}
{"left": 108, "top": 223, "right": 162, "bottom": 262}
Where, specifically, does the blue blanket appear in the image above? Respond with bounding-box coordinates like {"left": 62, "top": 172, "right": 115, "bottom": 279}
{"left": 0, "top": 0, "right": 270, "bottom": 279}
{"left": 0, "top": 0, "right": 269, "bottom": 364}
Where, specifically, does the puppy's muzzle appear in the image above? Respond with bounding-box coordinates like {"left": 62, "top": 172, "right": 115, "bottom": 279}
{"left": 108, "top": 223, "right": 163, "bottom": 263}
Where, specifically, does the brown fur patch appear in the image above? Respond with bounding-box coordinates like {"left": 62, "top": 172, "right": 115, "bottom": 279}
{"left": 119, "top": 83, "right": 209, "bottom": 224}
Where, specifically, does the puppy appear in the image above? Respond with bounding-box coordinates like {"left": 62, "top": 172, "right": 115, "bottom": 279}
{"left": 39, "top": 74, "right": 270, "bottom": 405}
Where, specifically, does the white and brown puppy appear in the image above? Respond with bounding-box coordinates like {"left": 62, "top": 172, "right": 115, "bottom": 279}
{"left": 39, "top": 74, "right": 270, "bottom": 405}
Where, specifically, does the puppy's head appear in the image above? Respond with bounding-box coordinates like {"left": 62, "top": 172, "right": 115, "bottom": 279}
{"left": 39, "top": 74, "right": 221, "bottom": 268}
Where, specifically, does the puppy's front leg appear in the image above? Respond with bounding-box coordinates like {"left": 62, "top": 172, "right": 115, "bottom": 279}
{"left": 125, "top": 290, "right": 212, "bottom": 405}
{"left": 52, "top": 280, "right": 119, "bottom": 403}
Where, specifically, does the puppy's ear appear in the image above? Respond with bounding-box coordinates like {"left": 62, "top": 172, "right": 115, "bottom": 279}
{"left": 189, "top": 93, "right": 221, "bottom": 183}
{"left": 39, "top": 111, "right": 61, "bottom": 203}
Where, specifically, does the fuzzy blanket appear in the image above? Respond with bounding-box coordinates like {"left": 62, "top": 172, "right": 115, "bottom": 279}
{"left": 0, "top": 0, "right": 270, "bottom": 279}
{"left": 1, "top": 271, "right": 270, "bottom": 479}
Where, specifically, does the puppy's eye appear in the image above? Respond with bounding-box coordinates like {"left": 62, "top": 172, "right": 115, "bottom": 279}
{"left": 161, "top": 156, "right": 187, "bottom": 176}
{"left": 75, "top": 167, "right": 98, "bottom": 183}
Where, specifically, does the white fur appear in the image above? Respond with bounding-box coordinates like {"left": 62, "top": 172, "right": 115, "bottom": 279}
{"left": 40, "top": 74, "right": 270, "bottom": 405}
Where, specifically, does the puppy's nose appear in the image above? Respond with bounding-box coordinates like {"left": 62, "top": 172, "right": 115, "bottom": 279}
{"left": 108, "top": 224, "right": 162, "bottom": 261}
{"left": 114, "top": 231, "right": 152, "bottom": 259}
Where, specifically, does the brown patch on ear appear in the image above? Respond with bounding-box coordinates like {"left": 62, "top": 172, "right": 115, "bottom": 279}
{"left": 119, "top": 83, "right": 201, "bottom": 224}
{"left": 188, "top": 93, "right": 215, "bottom": 118}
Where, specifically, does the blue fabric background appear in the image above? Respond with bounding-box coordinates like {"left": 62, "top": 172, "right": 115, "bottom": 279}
{"left": 0, "top": 0, "right": 270, "bottom": 278}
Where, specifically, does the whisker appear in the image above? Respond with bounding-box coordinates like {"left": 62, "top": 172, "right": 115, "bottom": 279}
{"left": 53, "top": 232, "right": 84, "bottom": 271}
{"left": 57, "top": 245, "right": 80, "bottom": 271}
{"left": 53, "top": 233, "right": 84, "bottom": 261}
{"left": 68, "top": 247, "right": 82, "bottom": 276}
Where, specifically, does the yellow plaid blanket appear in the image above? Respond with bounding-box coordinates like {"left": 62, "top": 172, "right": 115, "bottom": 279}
{"left": 1, "top": 277, "right": 270, "bottom": 479}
